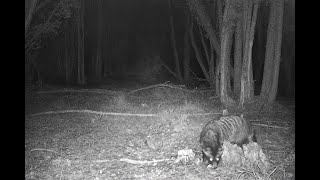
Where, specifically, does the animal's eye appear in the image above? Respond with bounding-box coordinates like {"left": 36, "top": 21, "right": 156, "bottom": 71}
{"left": 216, "top": 157, "right": 220, "bottom": 161}
{"left": 210, "top": 158, "right": 213, "bottom": 161}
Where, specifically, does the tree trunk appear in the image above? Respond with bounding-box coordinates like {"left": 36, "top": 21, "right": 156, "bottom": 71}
{"left": 234, "top": 20, "right": 242, "bottom": 96}
{"left": 239, "top": 0, "right": 258, "bottom": 108}
{"left": 186, "top": 0, "right": 221, "bottom": 57}
{"left": 260, "top": 0, "right": 277, "bottom": 99}
{"left": 268, "top": 0, "right": 284, "bottom": 103}
{"left": 225, "top": 32, "right": 233, "bottom": 94}
{"left": 220, "top": 0, "right": 236, "bottom": 108}
{"left": 95, "top": 0, "right": 103, "bottom": 81}
{"left": 77, "top": 0, "right": 85, "bottom": 85}
{"left": 64, "top": 22, "right": 70, "bottom": 83}
{"left": 215, "top": 60, "right": 219, "bottom": 95}
{"left": 168, "top": 0, "right": 183, "bottom": 82}
{"left": 199, "top": 24, "right": 210, "bottom": 66}
{"left": 216, "top": 0, "right": 223, "bottom": 40}
{"left": 189, "top": 21, "right": 210, "bottom": 81}
{"left": 183, "top": 17, "right": 191, "bottom": 81}
{"left": 209, "top": 33, "right": 215, "bottom": 89}
{"left": 198, "top": 24, "right": 215, "bottom": 88}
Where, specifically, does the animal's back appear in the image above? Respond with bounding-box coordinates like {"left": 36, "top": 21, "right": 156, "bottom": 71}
{"left": 215, "top": 115, "right": 255, "bottom": 146}
{"left": 200, "top": 114, "right": 256, "bottom": 167}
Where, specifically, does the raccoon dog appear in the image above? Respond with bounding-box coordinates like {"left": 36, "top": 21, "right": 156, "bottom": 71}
{"left": 199, "top": 115, "right": 256, "bottom": 168}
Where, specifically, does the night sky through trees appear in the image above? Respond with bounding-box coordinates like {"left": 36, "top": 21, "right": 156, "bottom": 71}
{"left": 28, "top": 0, "right": 294, "bottom": 99}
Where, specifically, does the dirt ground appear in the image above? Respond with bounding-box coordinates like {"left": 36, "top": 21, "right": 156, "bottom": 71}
{"left": 25, "top": 82, "right": 295, "bottom": 180}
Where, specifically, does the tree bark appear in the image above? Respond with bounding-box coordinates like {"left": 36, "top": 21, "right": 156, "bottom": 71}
{"left": 77, "top": 0, "right": 85, "bottom": 85}
{"left": 220, "top": 0, "right": 236, "bottom": 108}
{"left": 183, "top": 16, "right": 191, "bottom": 81}
{"left": 209, "top": 33, "right": 215, "bottom": 89}
{"left": 234, "top": 20, "right": 242, "bottom": 96}
{"left": 199, "top": 24, "right": 210, "bottom": 66}
{"left": 260, "top": 0, "right": 276, "bottom": 99}
{"left": 239, "top": 0, "right": 258, "bottom": 108}
{"left": 268, "top": 0, "right": 284, "bottom": 103}
{"left": 95, "top": 0, "right": 103, "bottom": 81}
{"left": 168, "top": 0, "right": 183, "bottom": 82}
{"left": 64, "top": 21, "right": 70, "bottom": 83}
{"left": 216, "top": 0, "right": 223, "bottom": 40}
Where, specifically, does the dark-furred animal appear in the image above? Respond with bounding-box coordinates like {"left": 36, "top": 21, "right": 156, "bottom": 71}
{"left": 200, "top": 114, "right": 256, "bottom": 168}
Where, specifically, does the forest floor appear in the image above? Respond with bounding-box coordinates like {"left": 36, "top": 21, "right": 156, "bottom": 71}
{"left": 25, "top": 81, "right": 295, "bottom": 180}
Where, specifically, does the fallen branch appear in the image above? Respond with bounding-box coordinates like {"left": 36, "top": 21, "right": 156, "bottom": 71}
{"left": 209, "top": 95, "right": 220, "bottom": 99}
{"left": 29, "top": 148, "right": 59, "bottom": 154}
{"left": 93, "top": 159, "right": 117, "bottom": 163}
{"left": 252, "top": 123, "right": 289, "bottom": 130}
{"left": 34, "top": 81, "right": 216, "bottom": 96}
{"left": 29, "top": 109, "right": 160, "bottom": 118}
{"left": 28, "top": 109, "right": 224, "bottom": 118}
{"left": 37, "top": 89, "right": 120, "bottom": 95}
{"left": 128, "top": 81, "right": 214, "bottom": 94}
{"left": 119, "top": 158, "right": 171, "bottom": 165}
{"left": 80, "top": 158, "right": 172, "bottom": 165}
{"left": 249, "top": 120, "right": 289, "bottom": 126}
{"left": 249, "top": 120, "right": 288, "bottom": 123}
{"left": 268, "top": 165, "right": 281, "bottom": 178}
{"left": 128, "top": 81, "right": 171, "bottom": 94}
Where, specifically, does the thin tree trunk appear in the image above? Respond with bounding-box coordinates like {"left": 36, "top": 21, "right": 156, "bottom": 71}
{"left": 199, "top": 22, "right": 215, "bottom": 88}
{"left": 254, "top": 7, "right": 266, "bottom": 92}
{"left": 183, "top": 17, "right": 191, "bottom": 81}
{"left": 95, "top": 0, "right": 103, "bottom": 81}
{"left": 168, "top": 0, "right": 183, "bottom": 82}
{"left": 80, "top": 0, "right": 85, "bottom": 84}
{"left": 248, "top": 1, "right": 258, "bottom": 100}
{"left": 216, "top": 0, "right": 223, "bottom": 40}
{"left": 77, "top": 15, "right": 81, "bottom": 84}
{"left": 199, "top": 24, "right": 210, "bottom": 66}
{"left": 77, "top": 0, "right": 85, "bottom": 85}
{"left": 226, "top": 31, "right": 233, "bottom": 94}
{"left": 234, "top": 20, "right": 242, "bottom": 96}
{"left": 64, "top": 22, "right": 70, "bottom": 83}
{"left": 186, "top": 0, "right": 221, "bottom": 57}
{"left": 268, "top": 0, "right": 284, "bottom": 103}
{"left": 216, "top": 59, "right": 220, "bottom": 95}
{"left": 189, "top": 21, "right": 210, "bottom": 81}
{"left": 239, "top": 0, "right": 258, "bottom": 108}
{"left": 104, "top": 25, "right": 112, "bottom": 78}
{"left": 260, "top": 0, "right": 276, "bottom": 99}
{"left": 209, "top": 33, "right": 215, "bottom": 88}
{"left": 209, "top": 53, "right": 215, "bottom": 88}
{"left": 220, "top": 0, "right": 235, "bottom": 107}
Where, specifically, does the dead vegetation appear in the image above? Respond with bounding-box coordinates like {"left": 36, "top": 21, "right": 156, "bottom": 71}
{"left": 25, "top": 82, "right": 295, "bottom": 180}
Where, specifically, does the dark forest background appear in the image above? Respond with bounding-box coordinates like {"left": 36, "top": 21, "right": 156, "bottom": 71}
{"left": 25, "top": 0, "right": 295, "bottom": 107}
